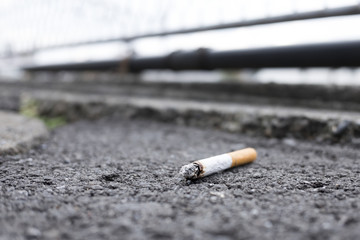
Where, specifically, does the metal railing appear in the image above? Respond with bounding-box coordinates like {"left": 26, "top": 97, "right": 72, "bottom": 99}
{"left": 1, "top": 0, "right": 360, "bottom": 57}
{"left": 23, "top": 41, "right": 360, "bottom": 71}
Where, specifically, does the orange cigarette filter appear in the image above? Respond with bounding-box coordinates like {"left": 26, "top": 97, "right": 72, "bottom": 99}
{"left": 229, "top": 148, "right": 257, "bottom": 167}
{"left": 179, "top": 148, "right": 257, "bottom": 179}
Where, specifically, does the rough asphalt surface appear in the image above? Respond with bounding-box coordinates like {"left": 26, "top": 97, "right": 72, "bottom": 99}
{"left": 0, "top": 116, "right": 359, "bottom": 240}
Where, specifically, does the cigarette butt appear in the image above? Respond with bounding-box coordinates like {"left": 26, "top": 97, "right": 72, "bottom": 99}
{"left": 179, "top": 148, "right": 257, "bottom": 180}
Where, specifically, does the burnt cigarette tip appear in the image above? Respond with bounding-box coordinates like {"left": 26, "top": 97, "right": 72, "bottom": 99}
{"left": 179, "top": 163, "right": 199, "bottom": 180}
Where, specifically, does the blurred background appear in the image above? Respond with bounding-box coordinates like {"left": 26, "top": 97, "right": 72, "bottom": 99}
{"left": 1, "top": 0, "right": 360, "bottom": 84}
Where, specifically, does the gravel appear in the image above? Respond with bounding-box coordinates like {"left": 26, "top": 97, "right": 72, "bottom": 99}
{"left": 0, "top": 116, "right": 359, "bottom": 240}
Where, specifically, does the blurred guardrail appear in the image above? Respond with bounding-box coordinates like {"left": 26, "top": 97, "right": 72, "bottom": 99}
{"left": 23, "top": 41, "right": 360, "bottom": 72}
{"left": 1, "top": 0, "right": 360, "bottom": 75}
{"left": 1, "top": 0, "right": 360, "bottom": 56}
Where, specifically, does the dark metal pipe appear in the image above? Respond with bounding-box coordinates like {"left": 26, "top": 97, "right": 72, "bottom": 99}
{"left": 208, "top": 41, "right": 360, "bottom": 68}
{"left": 23, "top": 40, "right": 360, "bottom": 72}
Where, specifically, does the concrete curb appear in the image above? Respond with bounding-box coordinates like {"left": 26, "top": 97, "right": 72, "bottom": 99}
{"left": 23, "top": 90, "right": 360, "bottom": 144}
{"left": 0, "top": 111, "right": 48, "bottom": 155}
{"left": 2, "top": 80, "right": 360, "bottom": 111}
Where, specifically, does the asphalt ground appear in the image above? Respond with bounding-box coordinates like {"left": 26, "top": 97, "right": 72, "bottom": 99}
{"left": 0, "top": 116, "right": 359, "bottom": 240}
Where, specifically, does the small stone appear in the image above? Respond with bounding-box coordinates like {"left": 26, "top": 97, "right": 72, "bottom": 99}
{"left": 332, "top": 120, "right": 350, "bottom": 137}
{"left": 335, "top": 193, "right": 346, "bottom": 200}
{"left": 264, "top": 221, "right": 273, "bottom": 228}
{"left": 253, "top": 172, "right": 263, "bottom": 178}
{"left": 246, "top": 189, "right": 256, "bottom": 194}
{"left": 282, "top": 138, "right": 297, "bottom": 147}
{"left": 314, "top": 200, "right": 326, "bottom": 208}
{"left": 251, "top": 208, "right": 259, "bottom": 216}
{"left": 209, "top": 196, "right": 217, "bottom": 203}
{"left": 233, "top": 189, "right": 243, "bottom": 197}
{"left": 210, "top": 191, "right": 225, "bottom": 198}
{"left": 26, "top": 227, "right": 42, "bottom": 238}
{"left": 90, "top": 185, "right": 103, "bottom": 190}
{"left": 62, "top": 156, "right": 71, "bottom": 164}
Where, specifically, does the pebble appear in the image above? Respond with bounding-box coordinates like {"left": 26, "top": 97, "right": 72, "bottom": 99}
{"left": 253, "top": 172, "right": 263, "bottom": 178}
{"left": 209, "top": 196, "right": 218, "bottom": 203}
{"left": 233, "top": 189, "right": 243, "bottom": 197}
{"left": 26, "top": 227, "right": 41, "bottom": 238}
{"left": 282, "top": 138, "right": 297, "bottom": 147}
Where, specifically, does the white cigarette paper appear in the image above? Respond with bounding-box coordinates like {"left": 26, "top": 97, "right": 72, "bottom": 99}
{"left": 179, "top": 148, "right": 257, "bottom": 179}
